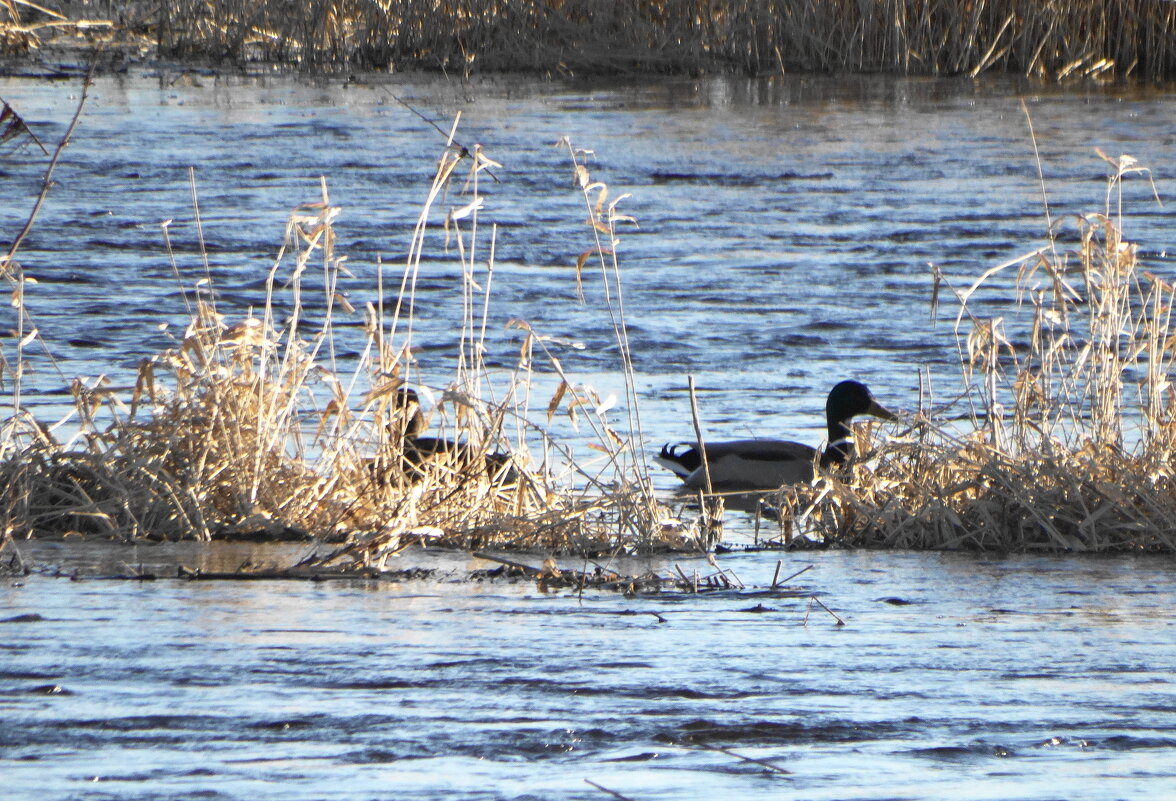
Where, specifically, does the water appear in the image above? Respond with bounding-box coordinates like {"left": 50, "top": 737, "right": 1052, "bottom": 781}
{"left": 2, "top": 70, "right": 1176, "bottom": 799}
{"left": 3, "top": 544, "right": 1176, "bottom": 800}
{"left": 2, "top": 72, "right": 1175, "bottom": 463}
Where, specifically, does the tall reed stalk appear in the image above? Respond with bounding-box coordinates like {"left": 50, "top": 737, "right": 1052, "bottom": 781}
{"left": 163, "top": 0, "right": 1176, "bottom": 81}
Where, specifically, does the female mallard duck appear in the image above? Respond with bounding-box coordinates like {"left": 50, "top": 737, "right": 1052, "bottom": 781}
{"left": 655, "top": 380, "right": 895, "bottom": 491}
{"left": 379, "top": 387, "right": 514, "bottom": 483}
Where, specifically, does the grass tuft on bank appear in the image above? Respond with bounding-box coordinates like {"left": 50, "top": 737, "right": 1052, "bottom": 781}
{"left": 773, "top": 151, "right": 1176, "bottom": 553}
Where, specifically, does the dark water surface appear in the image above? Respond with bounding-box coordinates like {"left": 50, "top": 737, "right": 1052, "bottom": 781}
{"left": 2, "top": 71, "right": 1176, "bottom": 799}
{"left": 3, "top": 544, "right": 1176, "bottom": 800}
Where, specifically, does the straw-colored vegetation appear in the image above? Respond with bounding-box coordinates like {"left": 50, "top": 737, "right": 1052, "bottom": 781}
{"left": 3, "top": 78, "right": 1174, "bottom": 560}
{"left": 4, "top": 1, "right": 1175, "bottom": 81}
{"left": 774, "top": 151, "right": 1175, "bottom": 553}
{"left": 0, "top": 96, "right": 696, "bottom": 557}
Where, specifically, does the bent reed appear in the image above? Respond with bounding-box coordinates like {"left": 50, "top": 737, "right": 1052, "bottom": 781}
{"left": 0, "top": 123, "right": 692, "bottom": 557}
{"left": 774, "top": 153, "right": 1175, "bottom": 553}
{"left": 5, "top": 1, "right": 1175, "bottom": 81}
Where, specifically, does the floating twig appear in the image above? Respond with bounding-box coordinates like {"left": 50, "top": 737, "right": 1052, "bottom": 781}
{"left": 472, "top": 551, "right": 541, "bottom": 576}
{"left": 777, "top": 564, "right": 814, "bottom": 587}
{"left": 584, "top": 779, "right": 639, "bottom": 801}
{"left": 692, "top": 740, "right": 793, "bottom": 776}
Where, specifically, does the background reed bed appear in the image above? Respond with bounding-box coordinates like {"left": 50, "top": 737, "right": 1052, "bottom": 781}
{"left": 0, "top": 112, "right": 687, "bottom": 556}
{"left": 774, "top": 153, "right": 1175, "bottom": 553}
{"left": 5, "top": 1, "right": 1175, "bottom": 81}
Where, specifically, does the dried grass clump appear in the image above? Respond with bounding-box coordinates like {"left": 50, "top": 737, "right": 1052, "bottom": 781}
{"left": 787, "top": 423, "right": 1176, "bottom": 552}
{"left": 0, "top": 439, "right": 205, "bottom": 540}
{"left": 1, "top": 1, "right": 45, "bottom": 54}
{"left": 1, "top": 119, "right": 679, "bottom": 555}
{"left": 778, "top": 153, "right": 1175, "bottom": 553}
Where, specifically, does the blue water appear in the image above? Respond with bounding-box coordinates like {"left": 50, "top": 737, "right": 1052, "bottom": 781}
{"left": 3, "top": 543, "right": 1176, "bottom": 800}
{"left": 2, "top": 70, "right": 1176, "bottom": 799}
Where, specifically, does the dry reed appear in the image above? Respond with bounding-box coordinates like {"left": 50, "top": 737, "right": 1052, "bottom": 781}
{"left": 1, "top": 112, "right": 691, "bottom": 556}
{"left": 8, "top": 1, "right": 1176, "bottom": 81}
{"left": 6, "top": 76, "right": 1174, "bottom": 560}
{"left": 774, "top": 151, "right": 1175, "bottom": 553}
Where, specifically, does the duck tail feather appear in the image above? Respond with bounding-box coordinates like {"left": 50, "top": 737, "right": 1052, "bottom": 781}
{"left": 654, "top": 442, "right": 701, "bottom": 479}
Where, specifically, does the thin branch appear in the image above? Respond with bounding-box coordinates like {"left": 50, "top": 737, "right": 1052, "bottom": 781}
{"left": 387, "top": 92, "right": 500, "bottom": 183}
{"left": 1, "top": 63, "right": 93, "bottom": 274}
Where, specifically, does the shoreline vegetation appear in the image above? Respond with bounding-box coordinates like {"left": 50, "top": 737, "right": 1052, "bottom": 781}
{"left": 3, "top": 78, "right": 1176, "bottom": 575}
{"left": 0, "top": 1, "right": 1173, "bottom": 82}
{"left": 2, "top": 79, "right": 692, "bottom": 566}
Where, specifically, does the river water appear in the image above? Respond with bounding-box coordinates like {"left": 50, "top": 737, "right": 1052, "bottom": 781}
{"left": 2, "top": 70, "right": 1176, "bottom": 799}
{"left": 3, "top": 543, "right": 1176, "bottom": 800}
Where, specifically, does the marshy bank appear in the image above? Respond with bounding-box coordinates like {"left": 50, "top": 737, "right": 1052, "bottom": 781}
{"left": 3, "top": 70, "right": 1176, "bottom": 563}
{"left": 3, "top": 1, "right": 1176, "bottom": 81}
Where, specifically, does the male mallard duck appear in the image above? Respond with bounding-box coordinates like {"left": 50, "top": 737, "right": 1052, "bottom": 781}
{"left": 655, "top": 380, "right": 895, "bottom": 491}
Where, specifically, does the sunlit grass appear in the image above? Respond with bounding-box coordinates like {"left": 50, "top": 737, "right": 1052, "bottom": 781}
{"left": 4, "top": 78, "right": 1175, "bottom": 559}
